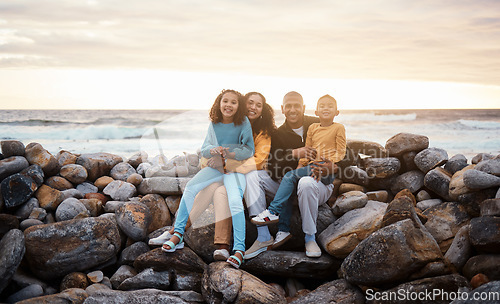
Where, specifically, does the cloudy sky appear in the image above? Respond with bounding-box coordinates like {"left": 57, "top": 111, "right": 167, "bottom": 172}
{"left": 1, "top": 0, "right": 499, "bottom": 109}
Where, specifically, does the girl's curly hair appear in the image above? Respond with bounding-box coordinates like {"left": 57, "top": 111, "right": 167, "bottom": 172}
{"left": 209, "top": 89, "right": 246, "bottom": 125}
{"left": 244, "top": 92, "right": 276, "bottom": 136}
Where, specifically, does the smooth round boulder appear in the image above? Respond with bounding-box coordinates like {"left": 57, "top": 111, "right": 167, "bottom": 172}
{"left": 24, "top": 142, "right": 59, "bottom": 177}
{"left": 424, "top": 168, "right": 452, "bottom": 201}
{"left": 444, "top": 154, "right": 468, "bottom": 175}
{"left": 115, "top": 202, "right": 152, "bottom": 241}
{"left": 0, "top": 229, "right": 25, "bottom": 294}
{"left": 463, "top": 169, "right": 500, "bottom": 190}
{"left": 414, "top": 147, "right": 448, "bottom": 173}
{"left": 140, "top": 194, "right": 171, "bottom": 233}
{"left": 94, "top": 176, "right": 114, "bottom": 191}
{"left": 55, "top": 150, "right": 78, "bottom": 167}
{"left": 20, "top": 164, "right": 44, "bottom": 187}
{"left": 0, "top": 156, "right": 30, "bottom": 181}
{"left": 60, "top": 272, "right": 89, "bottom": 291}
{"left": 1, "top": 173, "right": 38, "bottom": 209}
{"left": 362, "top": 157, "right": 400, "bottom": 178}
{"left": 385, "top": 133, "right": 429, "bottom": 157}
{"left": 35, "top": 184, "right": 64, "bottom": 211}
{"left": 60, "top": 164, "right": 88, "bottom": 184}
{"left": 127, "top": 151, "right": 148, "bottom": 168}
{"left": 332, "top": 191, "right": 369, "bottom": 216}
{"left": 475, "top": 158, "right": 500, "bottom": 176}
{"left": 76, "top": 153, "right": 123, "bottom": 182}
{"left": 111, "top": 162, "right": 136, "bottom": 181}
{"left": 391, "top": 170, "right": 424, "bottom": 194}
{"left": 126, "top": 173, "right": 143, "bottom": 187}
{"left": 56, "top": 198, "right": 89, "bottom": 222}
{"left": 45, "top": 176, "right": 74, "bottom": 191}
{"left": 1, "top": 140, "right": 25, "bottom": 157}
{"left": 104, "top": 180, "right": 137, "bottom": 201}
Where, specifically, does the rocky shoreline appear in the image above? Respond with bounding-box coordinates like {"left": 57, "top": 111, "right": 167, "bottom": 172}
{"left": 0, "top": 133, "right": 499, "bottom": 304}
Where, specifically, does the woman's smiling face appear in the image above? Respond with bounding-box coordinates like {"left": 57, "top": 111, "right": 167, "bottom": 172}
{"left": 246, "top": 94, "right": 263, "bottom": 122}
{"left": 220, "top": 92, "right": 239, "bottom": 121}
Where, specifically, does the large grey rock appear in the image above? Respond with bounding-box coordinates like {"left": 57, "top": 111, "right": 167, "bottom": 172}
{"left": 134, "top": 247, "right": 207, "bottom": 275}
{"left": 414, "top": 147, "right": 448, "bottom": 173}
{"left": 469, "top": 216, "right": 500, "bottom": 253}
{"left": 15, "top": 288, "right": 89, "bottom": 304}
{"left": 55, "top": 150, "right": 78, "bottom": 167}
{"left": 400, "top": 151, "right": 418, "bottom": 172}
{"left": 140, "top": 194, "right": 172, "bottom": 234}
{"left": 368, "top": 274, "right": 469, "bottom": 304}
{"left": 24, "top": 217, "right": 121, "bottom": 279}
{"left": 423, "top": 202, "right": 471, "bottom": 253}
{"left": 111, "top": 162, "right": 137, "bottom": 181}
{"left": 289, "top": 279, "right": 364, "bottom": 304}
{"left": 14, "top": 197, "right": 39, "bottom": 220}
{"left": 340, "top": 218, "right": 444, "bottom": 287}
{"left": 340, "top": 166, "right": 369, "bottom": 186}
{"left": 202, "top": 262, "right": 286, "bottom": 304}
{"left": 242, "top": 250, "right": 342, "bottom": 279}
{"left": 1, "top": 140, "right": 25, "bottom": 157}
{"left": 444, "top": 225, "right": 472, "bottom": 272}
{"left": 6, "top": 284, "right": 44, "bottom": 303}
{"left": 475, "top": 158, "right": 500, "bottom": 176}
{"left": 119, "top": 241, "right": 150, "bottom": 266}
{"left": 118, "top": 268, "right": 171, "bottom": 291}
{"left": 463, "top": 254, "right": 500, "bottom": 281}
{"left": 463, "top": 169, "right": 500, "bottom": 190}
{"left": 138, "top": 177, "right": 191, "bottom": 195}
{"left": 0, "top": 156, "right": 29, "bottom": 181}
{"left": 449, "top": 165, "right": 476, "bottom": 200}
{"left": 146, "top": 164, "right": 191, "bottom": 178}
{"left": 20, "top": 164, "right": 44, "bottom": 187}
{"left": 0, "top": 229, "right": 26, "bottom": 293}
{"left": 472, "top": 153, "right": 495, "bottom": 164}
{"left": 83, "top": 289, "right": 203, "bottom": 304}
{"left": 110, "top": 265, "right": 137, "bottom": 289}
{"left": 115, "top": 202, "right": 152, "bottom": 241}
{"left": 60, "top": 164, "right": 88, "bottom": 184}
{"left": 76, "top": 182, "right": 98, "bottom": 195}
{"left": 24, "top": 142, "right": 59, "bottom": 177}
{"left": 55, "top": 198, "right": 89, "bottom": 222}
{"left": 103, "top": 180, "right": 137, "bottom": 201}
{"left": 444, "top": 154, "right": 469, "bottom": 175}
{"left": 391, "top": 170, "right": 425, "bottom": 194}
{"left": 416, "top": 199, "right": 442, "bottom": 211}
{"left": 76, "top": 152, "right": 123, "bottom": 181}
{"left": 480, "top": 198, "right": 500, "bottom": 216}
{"left": 362, "top": 157, "right": 400, "bottom": 178}
{"left": 450, "top": 281, "right": 500, "bottom": 304}
{"left": 331, "top": 191, "right": 368, "bottom": 216}
{"left": 127, "top": 151, "right": 148, "bottom": 168}
{"left": 385, "top": 133, "right": 429, "bottom": 157}
{"left": 1, "top": 173, "right": 38, "bottom": 209}
{"left": 424, "top": 167, "right": 452, "bottom": 201}
{"left": 319, "top": 201, "right": 387, "bottom": 258}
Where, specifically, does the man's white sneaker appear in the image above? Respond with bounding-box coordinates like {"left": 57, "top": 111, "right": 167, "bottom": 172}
{"left": 251, "top": 209, "right": 279, "bottom": 226}
{"left": 272, "top": 231, "right": 292, "bottom": 249}
{"left": 148, "top": 230, "right": 173, "bottom": 246}
{"left": 305, "top": 240, "right": 322, "bottom": 258}
{"left": 244, "top": 237, "right": 274, "bottom": 259}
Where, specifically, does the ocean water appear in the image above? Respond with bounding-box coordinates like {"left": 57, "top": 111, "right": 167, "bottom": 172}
{"left": 0, "top": 109, "right": 499, "bottom": 161}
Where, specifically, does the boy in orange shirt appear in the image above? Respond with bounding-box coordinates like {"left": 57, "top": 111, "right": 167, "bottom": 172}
{"left": 251, "top": 94, "right": 346, "bottom": 257}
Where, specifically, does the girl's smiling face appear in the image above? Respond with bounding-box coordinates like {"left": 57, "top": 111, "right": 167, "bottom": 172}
{"left": 246, "top": 94, "right": 264, "bottom": 122}
{"left": 220, "top": 92, "right": 239, "bottom": 122}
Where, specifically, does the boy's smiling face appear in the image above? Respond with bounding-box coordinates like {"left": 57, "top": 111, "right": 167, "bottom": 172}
{"left": 315, "top": 96, "right": 339, "bottom": 121}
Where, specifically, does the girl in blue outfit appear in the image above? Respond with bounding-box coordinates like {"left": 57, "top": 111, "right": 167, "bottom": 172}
{"left": 162, "top": 89, "right": 254, "bottom": 269}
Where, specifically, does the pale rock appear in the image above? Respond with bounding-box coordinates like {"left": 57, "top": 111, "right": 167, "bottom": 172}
{"left": 60, "top": 188, "right": 84, "bottom": 200}
{"left": 346, "top": 139, "right": 387, "bottom": 158}
{"left": 424, "top": 167, "right": 452, "bottom": 201}
{"left": 414, "top": 147, "right": 448, "bottom": 173}
{"left": 444, "top": 225, "right": 472, "bottom": 272}
{"left": 391, "top": 170, "right": 425, "bottom": 194}
{"left": 85, "top": 283, "right": 112, "bottom": 295}
{"left": 126, "top": 173, "right": 143, "bottom": 187}
{"left": 416, "top": 199, "right": 443, "bottom": 211}
{"left": 24, "top": 217, "right": 121, "bottom": 279}
{"left": 55, "top": 198, "right": 89, "bottom": 222}
{"left": 0, "top": 156, "right": 29, "bottom": 181}
{"left": 423, "top": 202, "right": 471, "bottom": 253}
{"left": 145, "top": 164, "right": 190, "bottom": 178}
{"left": 127, "top": 151, "right": 148, "bottom": 168}
{"left": 385, "top": 133, "right": 429, "bottom": 157}
{"left": 115, "top": 202, "right": 152, "bottom": 241}
{"left": 83, "top": 289, "right": 203, "bottom": 304}
{"left": 185, "top": 153, "right": 200, "bottom": 167}
{"left": 150, "top": 154, "right": 168, "bottom": 166}
{"left": 444, "top": 154, "right": 468, "bottom": 175}
{"left": 1, "top": 140, "right": 25, "bottom": 157}
{"left": 366, "top": 190, "right": 389, "bottom": 203}
{"left": 319, "top": 201, "right": 387, "bottom": 258}
{"left": 111, "top": 162, "right": 136, "bottom": 181}
{"left": 14, "top": 288, "right": 89, "bottom": 304}
{"left": 55, "top": 150, "right": 78, "bottom": 167}
{"left": 463, "top": 169, "right": 500, "bottom": 190}
{"left": 138, "top": 177, "right": 190, "bottom": 196}
{"left": 76, "top": 182, "right": 98, "bottom": 195}
{"left": 87, "top": 270, "right": 104, "bottom": 283}
{"left": 103, "top": 201, "right": 126, "bottom": 213}
{"left": 76, "top": 152, "right": 123, "bottom": 181}
{"left": 35, "top": 184, "right": 64, "bottom": 211}
{"left": 475, "top": 158, "right": 500, "bottom": 176}
{"left": 60, "top": 164, "right": 88, "bottom": 184}
{"left": 331, "top": 191, "right": 368, "bottom": 216}
{"left": 24, "top": 142, "right": 59, "bottom": 177}
{"left": 136, "top": 162, "right": 152, "bottom": 176}
{"left": 103, "top": 180, "right": 137, "bottom": 201}
{"left": 340, "top": 218, "right": 444, "bottom": 287}
{"left": 119, "top": 268, "right": 171, "bottom": 291}
{"left": 362, "top": 157, "right": 400, "bottom": 178}
{"left": 94, "top": 176, "right": 114, "bottom": 191}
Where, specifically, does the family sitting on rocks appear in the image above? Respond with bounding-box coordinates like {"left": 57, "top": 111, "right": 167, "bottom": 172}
{"left": 149, "top": 89, "right": 346, "bottom": 268}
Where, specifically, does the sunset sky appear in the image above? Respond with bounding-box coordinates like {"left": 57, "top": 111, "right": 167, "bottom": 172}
{"left": 1, "top": 0, "right": 499, "bottom": 110}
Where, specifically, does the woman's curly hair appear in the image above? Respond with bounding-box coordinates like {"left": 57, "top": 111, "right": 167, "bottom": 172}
{"left": 244, "top": 92, "right": 276, "bottom": 136}
{"left": 209, "top": 89, "right": 246, "bottom": 125}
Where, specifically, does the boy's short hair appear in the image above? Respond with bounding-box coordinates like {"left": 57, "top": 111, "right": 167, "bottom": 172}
{"left": 317, "top": 94, "right": 337, "bottom": 108}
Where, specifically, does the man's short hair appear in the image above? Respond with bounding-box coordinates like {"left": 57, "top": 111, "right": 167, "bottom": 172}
{"left": 283, "top": 91, "right": 303, "bottom": 104}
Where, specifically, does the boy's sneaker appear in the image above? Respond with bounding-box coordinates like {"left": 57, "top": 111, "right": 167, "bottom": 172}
{"left": 272, "top": 231, "right": 292, "bottom": 249}
{"left": 251, "top": 209, "right": 279, "bottom": 225}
